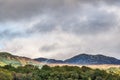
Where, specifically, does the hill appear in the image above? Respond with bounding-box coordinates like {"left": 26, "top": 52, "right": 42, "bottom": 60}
{"left": 65, "top": 54, "right": 120, "bottom": 64}
{"left": 0, "top": 52, "right": 39, "bottom": 67}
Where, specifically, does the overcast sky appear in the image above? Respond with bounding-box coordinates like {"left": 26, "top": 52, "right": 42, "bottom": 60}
{"left": 0, "top": 0, "right": 120, "bottom": 60}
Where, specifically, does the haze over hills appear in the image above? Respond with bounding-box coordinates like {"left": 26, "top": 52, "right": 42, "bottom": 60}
{"left": 34, "top": 58, "right": 64, "bottom": 64}
{"left": 0, "top": 52, "right": 120, "bottom": 67}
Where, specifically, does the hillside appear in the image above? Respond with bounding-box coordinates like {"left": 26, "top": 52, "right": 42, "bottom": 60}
{"left": 0, "top": 52, "right": 39, "bottom": 67}
{"left": 64, "top": 54, "right": 120, "bottom": 64}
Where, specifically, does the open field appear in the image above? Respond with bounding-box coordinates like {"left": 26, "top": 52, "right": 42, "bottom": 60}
{"left": 48, "top": 63, "right": 120, "bottom": 69}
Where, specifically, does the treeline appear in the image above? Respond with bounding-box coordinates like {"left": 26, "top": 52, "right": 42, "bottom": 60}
{"left": 0, "top": 65, "right": 120, "bottom": 80}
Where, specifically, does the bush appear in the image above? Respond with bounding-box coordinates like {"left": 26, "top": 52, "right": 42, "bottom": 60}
{"left": 0, "top": 68, "right": 13, "bottom": 80}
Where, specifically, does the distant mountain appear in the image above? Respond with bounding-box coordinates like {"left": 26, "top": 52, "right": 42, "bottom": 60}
{"left": 0, "top": 52, "right": 40, "bottom": 67}
{"left": 35, "top": 54, "right": 120, "bottom": 65}
{"left": 34, "top": 58, "right": 64, "bottom": 64}
{"left": 64, "top": 54, "right": 120, "bottom": 64}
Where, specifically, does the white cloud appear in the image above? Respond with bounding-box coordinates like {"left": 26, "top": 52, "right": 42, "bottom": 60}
{"left": 1, "top": 25, "right": 120, "bottom": 60}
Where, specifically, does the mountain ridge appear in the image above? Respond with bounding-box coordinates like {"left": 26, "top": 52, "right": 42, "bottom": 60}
{"left": 0, "top": 52, "right": 120, "bottom": 66}
{"left": 35, "top": 53, "right": 120, "bottom": 65}
{"left": 64, "top": 53, "right": 120, "bottom": 64}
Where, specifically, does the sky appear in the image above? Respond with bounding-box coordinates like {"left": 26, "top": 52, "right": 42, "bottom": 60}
{"left": 0, "top": 0, "right": 120, "bottom": 60}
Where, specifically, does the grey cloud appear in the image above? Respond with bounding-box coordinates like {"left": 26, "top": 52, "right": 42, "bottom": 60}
{"left": 61, "top": 14, "right": 116, "bottom": 34}
{"left": 0, "top": 0, "right": 118, "bottom": 40}
{"left": 27, "top": 6, "right": 117, "bottom": 35}
{"left": 39, "top": 44, "right": 59, "bottom": 52}
{"left": 27, "top": 17, "right": 57, "bottom": 33}
{"left": 0, "top": 0, "right": 80, "bottom": 21}
{"left": 0, "top": 29, "right": 27, "bottom": 40}
{"left": 0, "top": 0, "right": 120, "bottom": 22}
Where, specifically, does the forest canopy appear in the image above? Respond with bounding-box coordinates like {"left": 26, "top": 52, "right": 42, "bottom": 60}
{"left": 0, "top": 65, "right": 120, "bottom": 80}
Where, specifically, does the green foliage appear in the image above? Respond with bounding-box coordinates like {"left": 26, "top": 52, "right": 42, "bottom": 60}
{"left": 0, "top": 68, "right": 13, "bottom": 80}
{"left": 107, "top": 67, "right": 120, "bottom": 76}
{"left": 0, "top": 65, "right": 120, "bottom": 80}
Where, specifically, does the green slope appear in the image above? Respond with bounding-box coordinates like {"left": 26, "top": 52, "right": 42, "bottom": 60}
{"left": 0, "top": 52, "right": 22, "bottom": 66}
{"left": 0, "top": 52, "right": 39, "bottom": 67}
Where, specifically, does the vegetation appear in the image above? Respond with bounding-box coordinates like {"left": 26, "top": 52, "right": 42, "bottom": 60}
{"left": 107, "top": 67, "right": 120, "bottom": 76}
{"left": 0, "top": 65, "right": 120, "bottom": 80}
{"left": 0, "top": 52, "right": 22, "bottom": 66}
